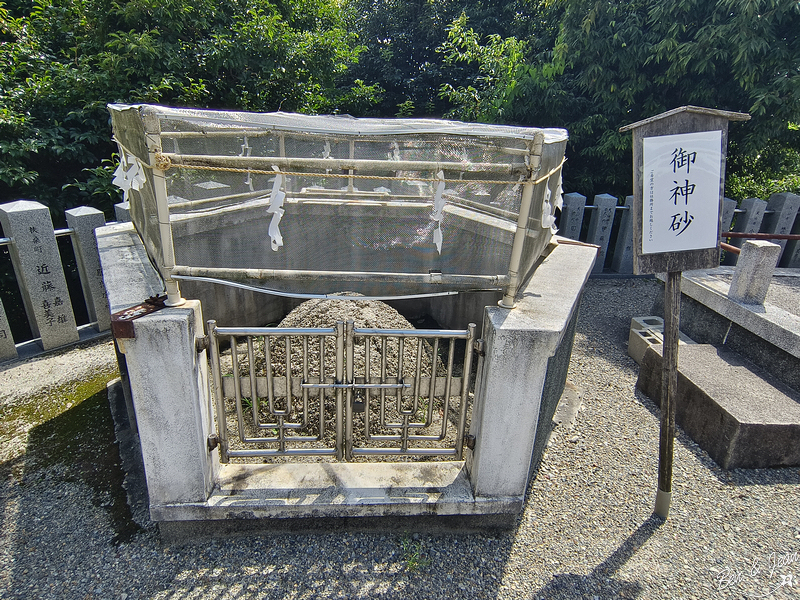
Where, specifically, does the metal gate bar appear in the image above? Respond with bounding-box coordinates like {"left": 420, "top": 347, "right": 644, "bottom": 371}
{"left": 208, "top": 319, "right": 477, "bottom": 462}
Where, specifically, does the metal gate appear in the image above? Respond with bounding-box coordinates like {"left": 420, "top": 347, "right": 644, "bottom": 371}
{"left": 208, "top": 319, "right": 478, "bottom": 463}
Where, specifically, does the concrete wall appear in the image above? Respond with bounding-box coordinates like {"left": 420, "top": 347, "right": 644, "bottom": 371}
{"left": 467, "top": 242, "right": 597, "bottom": 499}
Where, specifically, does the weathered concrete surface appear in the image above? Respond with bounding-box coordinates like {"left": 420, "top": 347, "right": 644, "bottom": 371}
{"left": 468, "top": 240, "right": 597, "bottom": 499}
{"left": 119, "top": 300, "right": 218, "bottom": 510}
{"left": 96, "top": 222, "right": 163, "bottom": 313}
{"left": 661, "top": 270, "right": 800, "bottom": 358}
{"left": 637, "top": 344, "right": 800, "bottom": 469}
{"left": 151, "top": 461, "right": 521, "bottom": 523}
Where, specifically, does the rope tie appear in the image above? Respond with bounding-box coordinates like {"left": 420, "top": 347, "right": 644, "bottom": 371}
{"left": 113, "top": 138, "right": 565, "bottom": 186}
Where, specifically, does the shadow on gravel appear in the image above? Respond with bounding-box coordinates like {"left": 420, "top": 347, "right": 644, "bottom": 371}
{"left": 0, "top": 387, "right": 140, "bottom": 545}
{"left": 532, "top": 514, "right": 664, "bottom": 599}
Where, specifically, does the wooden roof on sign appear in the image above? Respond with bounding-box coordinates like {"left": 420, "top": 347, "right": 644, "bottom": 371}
{"left": 619, "top": 106, "right": 750, "bottom": 133}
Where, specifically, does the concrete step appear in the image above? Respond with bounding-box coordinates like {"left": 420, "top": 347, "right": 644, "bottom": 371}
{"left": 636, "top": 343, "right": 800, "bottom": 469}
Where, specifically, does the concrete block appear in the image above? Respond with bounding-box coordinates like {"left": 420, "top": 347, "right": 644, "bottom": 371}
{"left": 611, "top": 195, "right": 633, "bottom": 273}
{"left": 119, "top": 300, "right": 218, "bottom": 509}
{"left": 0, "top": 200, "right": 79, "bottom": 349}
{"left": 468, "top": 241, "right": 597, "bottom": 499}
{"left": 0, "top": 298, "right": 17, "bottom": 361}
{"left": 728, "top": 240, "right": 781, "bottom": 305}
{"left": 586, "top": 193, "right": 617, "bottom": 273}
{"left": 760, "top": 192, "right": 800, "bottom": 264}
{"left": 637, "top": 344, "right": 800, "bottom": 469}
{"left": 114, "top": 201, "right": 131, "bottom": 222}
{"left": 722, "top": 197, "right": 767, "bottom": 265}
{"left": 559, "top": 192, "right": 586, "bottom": 241}
{"left": 627, "top": 315, "right": 697, "bottom": 365}
{"left": 65, "top": 206, "right": 111, "bottom": 331}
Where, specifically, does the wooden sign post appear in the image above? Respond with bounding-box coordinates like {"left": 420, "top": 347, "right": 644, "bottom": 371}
{"left": 620, "top": 106, "right": 749, "bottom": 518}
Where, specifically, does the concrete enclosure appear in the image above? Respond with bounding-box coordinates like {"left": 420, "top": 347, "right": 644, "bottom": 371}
{"left": 98, "top": 221, "right": 596, "bottom": 530}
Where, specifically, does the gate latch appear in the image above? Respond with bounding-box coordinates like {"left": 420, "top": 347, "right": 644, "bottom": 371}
{"left": 111, "top": 294, "right": 167, "bottom": 339}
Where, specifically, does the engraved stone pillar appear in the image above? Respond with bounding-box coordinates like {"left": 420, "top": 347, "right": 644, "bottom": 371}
{"left": 114, "top": 201, "right": 131, "bottom": 222}
{"left": 586, "top": 193, "right": 617, "bottom": 273}
{"left": 0, "top": 298, "right": 16, "bottom": 361}
{"left": 722, "top": 197, "right": 767, "bottom": 265}
{"left": 760, "top": 192, "right": 800, "bottom": 265}
{"left": 720, "top": 197, "right": 737, "bottom": 234}
{"left": 0, "top": 200, "right": 79, "bottom": 349}
{"left": 559, "top": 192, "right": 586, "bottom": 241}
{"left": 65, "top": 206, "right": 111, "bottom": 332}
{"left": 611, "top": 195, "right": 634, "bottom": 273}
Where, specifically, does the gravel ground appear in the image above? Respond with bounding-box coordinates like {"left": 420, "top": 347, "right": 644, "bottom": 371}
{"left": 1, "top": 278, "right": 799, "bottom": 600}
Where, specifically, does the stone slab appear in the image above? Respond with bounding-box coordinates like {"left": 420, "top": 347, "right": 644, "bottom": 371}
{"left": 150, "top": 461, "right": 522, "bottom": 522}
{"left": 637, "top": 344, "right": 800, "bottom": 469}
{"left": 96, "top": 222, "right": 163, "bottom": 313}
{"left": 662, "top": 270, "right": 800, "bottom": 361}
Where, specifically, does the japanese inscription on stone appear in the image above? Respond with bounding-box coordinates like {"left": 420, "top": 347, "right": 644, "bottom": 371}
{"left": 642, "top": 130, "right": 722, "bottom": 254}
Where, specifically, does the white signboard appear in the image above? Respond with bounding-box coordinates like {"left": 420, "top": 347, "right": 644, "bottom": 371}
{"left": 642, "top": 130, "right": 722, "bottom": 254}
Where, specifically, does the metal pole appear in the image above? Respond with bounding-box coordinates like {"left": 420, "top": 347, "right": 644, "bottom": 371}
{"left": 143, "top": 121, "right": 185, "bottom": 307}
{"left": 207, "top": 320, "right": 229, "bottom": 463}
{"left": 655, "top": 270, "right": 681, "bottom": 518}
{"left": 171, "top": 265, "right": 508, "bottom": 287}
{"left": 499, "top": 179, "right": 535, "bottom": 308}
{"left": 499, "top": 133, "right": 544, "bottom": 309}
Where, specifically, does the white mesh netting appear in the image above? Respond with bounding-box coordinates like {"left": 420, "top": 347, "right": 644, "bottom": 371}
{"left": 109, "top": 104, "right": 568, "bottom": 300}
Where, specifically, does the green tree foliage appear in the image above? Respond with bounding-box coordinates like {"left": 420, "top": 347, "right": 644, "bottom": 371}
{"left": 440, "top": 0, "right": 800, "bottom": 199}
{"left": 0, "top": 0, "right": 376, "bottom": 218}
{"left": 344, "top": 0, "right": 526, "bottom": 117}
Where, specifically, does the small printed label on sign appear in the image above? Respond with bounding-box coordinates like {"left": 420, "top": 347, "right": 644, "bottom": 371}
{"left": 642, "top": 130, "right": 722, "bottom": 254}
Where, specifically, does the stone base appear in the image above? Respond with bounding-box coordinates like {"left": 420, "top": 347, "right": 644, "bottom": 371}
{"left": 637, "top": 344, "right": 800, "bottom": 469}
{"left": 151, "top": 461, "right": 521, "bottom": 542}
